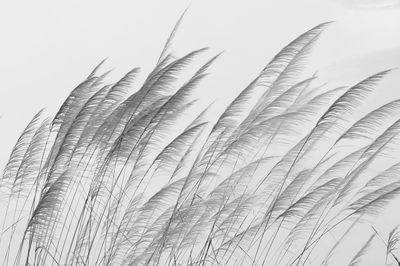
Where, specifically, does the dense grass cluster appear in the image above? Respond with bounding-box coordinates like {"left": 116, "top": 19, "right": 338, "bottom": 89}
{"left": 1, "top": 22, "right": 400, "bottom": 265}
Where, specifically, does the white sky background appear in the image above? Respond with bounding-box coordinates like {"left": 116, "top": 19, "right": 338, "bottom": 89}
{"left": 1, "top": 0, "right": 400, "bottom": 165}
{"left": 0, "top": 1, "right": 399, "bottom": 264}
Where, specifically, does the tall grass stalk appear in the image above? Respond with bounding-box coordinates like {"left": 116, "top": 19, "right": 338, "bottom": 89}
{"left": 1, "top": 21, "right": 400, "bottom": 265}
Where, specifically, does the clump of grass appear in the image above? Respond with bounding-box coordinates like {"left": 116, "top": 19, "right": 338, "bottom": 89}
{"left": 1, "top": 21, "right": 400, "bottom": 265}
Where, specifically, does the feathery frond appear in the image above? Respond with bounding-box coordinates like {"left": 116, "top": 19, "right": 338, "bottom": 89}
{"left": 1, "top": 20, "right": 399, "bottom": 266}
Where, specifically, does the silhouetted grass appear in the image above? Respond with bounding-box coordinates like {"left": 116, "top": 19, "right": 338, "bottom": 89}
{"left": 1, "top": 21, "right": 400, "bottom": 265}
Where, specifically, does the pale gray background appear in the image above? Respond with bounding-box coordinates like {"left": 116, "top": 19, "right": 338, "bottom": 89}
{"left": 1, "top": 0, "right": 400, "bottom": 164}
{"left": 0, "top": 1, "right": 399, "bottom": 264}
